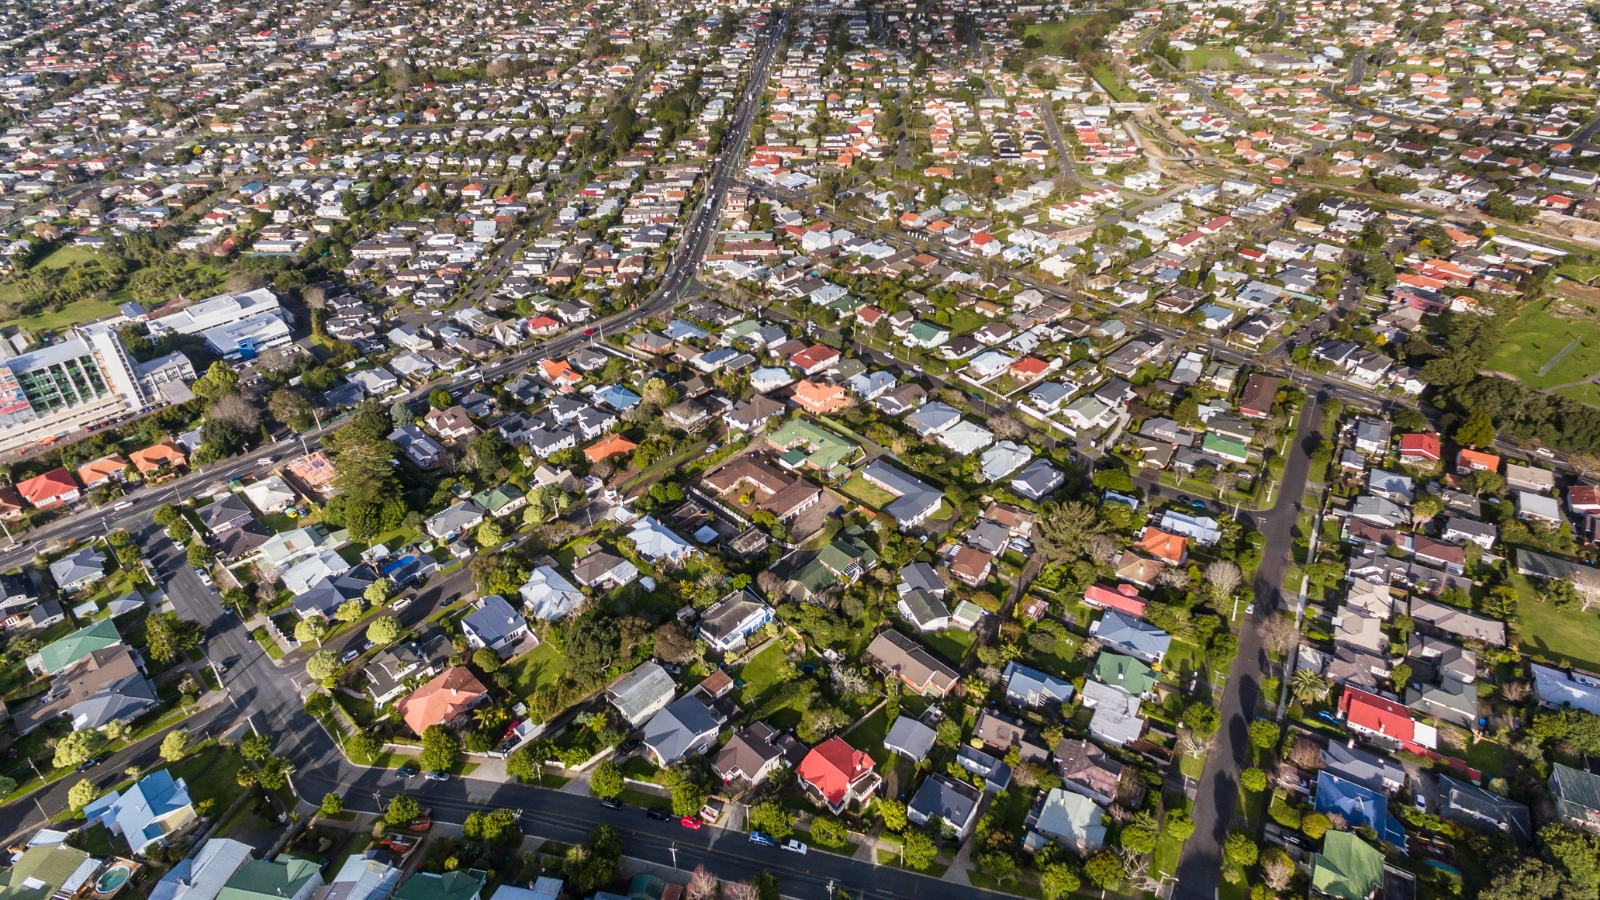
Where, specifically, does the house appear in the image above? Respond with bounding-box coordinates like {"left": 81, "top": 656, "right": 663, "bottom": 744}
{"left": 0, "top": 844, "right": 94, "bottom": 900}
{"left": 627, "top": 517, "right": 695, "bottom": 565}
{"left": 29, "top": 618, "right": 122, "bottom": 675}
{"left": 101, "top": 770, "right": 196, "bottom": 856}
{"left": 796, "top": 736, "right": 880, "bottom": 813}
{"left": 697, "top": 590, "right": 773, "bottom": 653}
{"left": 1079, "top": 680, "right": 1149, "bottom": 746}
{"left": 883, "top": 716, "right": 938, "bottom": 762}
{"left": 1456, "top": 448, "right": 1500, "bottom": 474}
{"left": 49, "top": 547, "right": 106, "bottom": 593}
{"left": 1532, "top": 664, "right": 1600, "bottom": 716}
{"left": 319, "top": 857, "right": 403, "bottom": 900}
{"left": 606, "top": 662, "right": 678, "bottom": 727}
{"left": 1054, "top": 739, "right": 1124, "bottom": 807}
{"left": 712, "top": 722, "right": 798, "bottom": 785}
{"left": 10, "top": 645, "right": 155, "bottom": 735}
{"left": 148, "top": 839, "right": 254, "bottom": 900}
{"left": 897, "top": 588, "right": 957, "bottom": 632}
{"left": 1437, "top": 774, "right": 1531, "bottom": 842}
{"left": 1323, "top": 740, "right": 1406, "bottom": 794}
{"left": 1507, "top": 464, "right": 1557, "bottom": 494}
{"left": 857, "top": 460, "right": 944, "bottom": 530}
{"left": 1314, "top": 771, "right": 1407, "bottom": 846}
{"left": 865, "top": 630, "right": 959, "bottom": 696}
{"left": 390, "top": 424, "right": 451, "bottom": 470}
{"left": 392, "top": 871, "right": 484, "bottom": 900}
{"left": 1091, "top": 609, "right": 1171, "bottom": 664}
{"left": 1011, "top": 459, "right": 1064, "bottom": 500}
{"left": 1003, "top": 661, "right": 1074, "bottom": 708}
{"left": 1033, "top": 788, "right": 1107, "bottom": 854}
{"left": 519, "top": 566, "right": 584, "bottom": 621}
{"left": 975, "top": 710, "right": 1050, "bottom": 762}
{"left": 1517, "top": 491, "right": 1562, "bottom": 527}
{"left": 1159, "top": 510, "right": 1221, "bottom": 545}
{"left": 424, "top": 406, "right": 478, "bottom": 443}
{"left": 1135, "top": 528, "right": 1188, "bottom": 566}
{"left": 240, "top": 477, "right": 296, "bottom": 515}
{"left": 640, "top": 696, "right": 721, "bottom": 766}
{"left": 397, "top": 667, "right": 489, "bottom": 736}
{"left": 1552, "top": 762, "right": 1600, "bottom": 834}
{"left": 424, "top": 501, "right": 485, "bottom": 540}
{"left": 199, "top": 495, "right": 255, "bottom": 536}
{"left": 1410, "top": 598, "right": 1506, "bottom": 646}
{"left": 1351, "top": 418, "right": 1391, "bottom": 456}
{"left": 1083, "top": 583, "right": 1148, "bottom": 618}
{"left": 1311, "top": 832, "right": 1384, "bottom": 900}
{"left": 1238, "top": 374, "right": 1278, "bottom": 419}
{"left": 570, "top": 548, "right": 640, "bottom": 591}
{"left": 908, "top": 774, "right": 982, "bottom": 839}
{"left": 365, "top": 639, "right": 436, "bottom": 705}
{"left": 18, "top": 468, "right": 81, "bottom": 510}
{"left": 461, "top": 595, "right": 533, "bottom": 660}
{"left": 77, "top": 455, "right": 130, "bottom": 489}
{"left": 1338, "top": 687, "right": 1438, "bottom": 754}
{"left": 217, "top": 858, "right": 324, "bottom": 900}
{"left": 1399, "top": 434, "right": 1441, "bottom": 465}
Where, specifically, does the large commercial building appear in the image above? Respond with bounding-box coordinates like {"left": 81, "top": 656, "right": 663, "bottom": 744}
{"left": 0, "top": 320, "right": 196, "bottom": 454}
{"left": 147, "top": 288, "right": 293, "bottom": 361}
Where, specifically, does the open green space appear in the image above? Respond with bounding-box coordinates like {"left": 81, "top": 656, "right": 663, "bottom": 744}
{"left": 1182, "top": 47, "right": 1237, "bottom": 71}
{"left": 838, "top": 473, "right": 897, "bottom": 510}
{"left": 915, "top": 627, "right": 975, "bottom": 666}
{"left": 735, "top": 641, "right": 788, "bottom": 706}
{"left": 1486, "top": 297, "right": 1600, "bottom": 391}
{"left": 503, "top": 642, "right": 567, "bottom": 695}
{"left": 1021, "top": 18, "right": 1093, "bottom": 46}
{"left": 1089, "top": 65, "right": 1137, "bottom": 103}
{"left": 1556, "top": 261, "right": 1600, "bottom": 285}
{"left": 1557, "top": 382, "right": 1600, "bottom": 408}
{"left": 0, "top": 296, "right": 124, "bottom": 333}
{"left": 846, "top": 707, "right": 891, "bottom": 765}
{"left": 1511, "top": 571, "right": 1600, "bottom": 671}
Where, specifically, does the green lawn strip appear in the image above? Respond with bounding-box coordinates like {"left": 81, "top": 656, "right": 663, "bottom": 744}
{"left": 1486, "top": 296, "right": 1600, "bottom": 389}
{"left": 966, "top": 870, "right": 1041, "bottom": 898}
{"left": 916, "top": 627, "right": 975, "bottom": 666}
{"left": 252, "top": 628, "right": 285, "bottom": 659}
{"left": 872, "top": 851, "right": 951, "bottom": 878}
{"left": 838, "top": 474, "right": 897, "bottom": 510}
{"left": 617, "top": 788, "right": 670, "bottom": 810}
{"left": 621, "top": 440, "right": 709, "bottom": 493}
{"left": 846, "top": 707, "right": 892, "bottom": 765}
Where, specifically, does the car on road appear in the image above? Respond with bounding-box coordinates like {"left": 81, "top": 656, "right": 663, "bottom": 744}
{"left": 749, "top": 832, "right": 775, "bottom": 847}
{"left": 423, "top": 770, "right": 449, "bottom": 782}
{"left": 1246, "top": 603, "right": 1256, "bottom": 615}
{"left": 583, "top": 328, "right": 596, "bottom": 336}
{"left": 1175, "top": 495, "right": 1190, "bottom": 506}
{"left": 390, "top": 598, "right": 412, "bottom": 612}
{"left": 76, "top": 757, "right": 103, "bottom": 772}
{"left": 498, "top": 540, "right": 517, "bottom": 552}
{"left": 680, "top": 816, "right": 702, "bottom": 829}
{"left": 1192, "top": 500, "right": 1209, "bottom": 510}
{"left": 397, "top": 762, "right": 419, "bottom": 779}
{"left": 646, "top": 808, "right": 672, "bottom": 821}
{"left": 193, "top": 568, "right": 213, "bottom": 587}
{"left": 601, "top": 797, "right": 624, "bottom": 810}
{"left": 782, "top": 839, "right": 807, "bottom": 855}
{"left": 341, "top": 649, "right": 360, "bottom": 663}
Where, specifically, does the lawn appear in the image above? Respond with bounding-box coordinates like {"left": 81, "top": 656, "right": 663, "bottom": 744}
{"left": 1557, "top": 382, "right": 1600, "bottom": 409}
{"left": 915, "top": 627, "right": 975, "bottom": 666}
{"left": 1556, "top": 262, "right": 1600, "bottom": 285}
{"left": 838, "top": 474, "right": 897, "bottom": 510}
{"left": 0, "top": 295, "right": 124, "bottom": 333}
{"left": 503, "top": 643, "right": 566, "bottom": 695}
{"left": 1182, "top": 47, "right": 1238, "bottom": 71}
{"left": 1485, "top": 296, "right": 1600, "bottom": 390}
{"left": 1511, "top": 571, "right": 1600, "bottom": 671}
{"left": 1022, "top": 17, "right": 1093, "bottom": 47}
{"left": 1160, "top": 639, "right": 1206, "bottom": 684}
{"left": 1089, "top": 65, "right": 1137, "bottom": 103}
{"left": 164, "top": 742, "right": 250, "bottom": 812}
{"left": 846, "top": 707, "right": 892, "bottom": 765}
{"left": 735, "top": 642, "right": 788, "bottom": 706}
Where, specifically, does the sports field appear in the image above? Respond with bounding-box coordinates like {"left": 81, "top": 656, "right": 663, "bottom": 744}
{"left": 1485, "top": 297, "right": 1600, "bottom": 392}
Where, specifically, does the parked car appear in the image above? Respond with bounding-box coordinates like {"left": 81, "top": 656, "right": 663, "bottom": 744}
{"left": 341, "top": 649, "right": 360, "bottom": 664}
{"left": 76, "top": 757, "right": 102, "bottom": 772}
{"left": 680, "top": 816, "right": 702, "bottom": 830}
{"left": 601, "top": 798, "right": 624, "bottom": 810}
{"left": 423, "top": 770, "right": 449, "bottom": 782}
{"left": 397, "top": 762, "right": 419, "bottom": 779}
{"left": 749, "top": 832, "right": 775, "bottom": 847}
{"left": 782, "top": 840, "right": 808, "bottom": 855}
{"left": 618, "top": 739, "right": 640, "bottom": 755}
{"left": 646, "top": 809, "right": 672, "bottom": 821}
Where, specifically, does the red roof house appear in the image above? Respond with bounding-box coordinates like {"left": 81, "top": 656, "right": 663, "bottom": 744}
{"left": 1338, "top": 687, "right": 1437, "bottom": 754}
{"left": 1083, "top": 583, "right": 1149, "bottom": 618}
{"left": 796, "top": 736, "right": 880, "bottom": 813}
{"left": 1398, "top": 433, "right": 1440, "bottom": 464}
{"left": 17, "top": 468, "right": 81, "bottom": 510}
{"left": 1455, "top": 448, "right": 1500, "bottom": 474}
{"left": 790, "top": 344, "right": 842, "bottom": 376}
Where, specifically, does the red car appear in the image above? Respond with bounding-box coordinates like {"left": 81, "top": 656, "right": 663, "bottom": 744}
{"left": 583, "top": 328, "right": 597, "bottom": 336}
{"left": 680, "top": 816, "right": 702, "bottom": 830}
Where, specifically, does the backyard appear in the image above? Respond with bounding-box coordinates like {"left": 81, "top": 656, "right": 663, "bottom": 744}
{"left": 1510, "top": 571, "right": 1600, "bottom": 671}
{"left": 503, "top": 642, "right": 567, "bottom": 696}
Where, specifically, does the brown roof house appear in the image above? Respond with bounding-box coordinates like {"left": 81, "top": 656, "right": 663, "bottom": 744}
{"left": 865, "top": 630, "right": 959, "bottom": 696}
{"left": 1054, "top": 738, "right": 1126, "bottom": 806}
{"left": 711, "top": 721, "right": 804, "bottom": 785}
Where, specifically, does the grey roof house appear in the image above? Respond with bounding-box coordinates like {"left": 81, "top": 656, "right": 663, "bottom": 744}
{"left": 908, "top": 774, "right": 983, "bottom": 839}
{"left": 606, "top": 662, "right": 677, "bottom": 727}
{"left": 460, "top": 595, "right": 534, "bottom": 661}
{"left": 883, "top": 716, "right": 937, "bottom": 762}
{"left": 1090, "top": 609, "right": 1172, "bottom": 664}
{"left": 640, "top": 696, "right": 720, "bottom": 766}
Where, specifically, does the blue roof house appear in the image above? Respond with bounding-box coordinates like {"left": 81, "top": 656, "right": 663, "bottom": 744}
{"left": 1314, "top": 771, "right": 1406, "bottom": 847}
{"left": 105, "top": 770, "right": 197, "bottom": 856}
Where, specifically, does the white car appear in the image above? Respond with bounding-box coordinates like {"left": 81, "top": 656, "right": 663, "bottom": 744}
{"left": 781, "top": 840, "right": 807, "bottom": 855}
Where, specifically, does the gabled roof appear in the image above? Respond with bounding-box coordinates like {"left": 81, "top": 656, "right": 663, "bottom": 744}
{"left": 37, "top": 618, "right": 120, "bottom": 675}
{"left": 641, "top": 696, "right": 720, "bottom": 763}
{"left": 1314, "top": 771, "right": 1406, "bottom": 845}
{"left": 1312, "top": 832, "right": 1384, "bottom": 900}
{"left": 218, "top": 859, "right": 323, "bottom": 900}
{"left": 394, "top": 871, "right": 484, "bottom": 900}
{"left": 606, "top": 662, "right": 677, "bottom": 726}
{"left": 397, "top": 667, "right": 487, "bottom": 736}
{"left": 1091, "top": 652, "right": 1158, "bottom": 696}
{"left": 796, "top": 736, "right": 874, "bottom": 807}
{"left": 109, "top": 770, "right": 193, "bottom": 850}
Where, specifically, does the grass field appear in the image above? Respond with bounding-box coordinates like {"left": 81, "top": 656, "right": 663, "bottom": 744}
{"left": 1089, "top": 65, "right": 1137, "bottom": 102}
{"left": 839, "top": 473, "right": 898, "bottom": 510}
{"left": 1486, "top": 297, "right": 1600, "bottom": 390}
{"left": 1183, "top": 48, "right": 1237, "bottom": 71}
{"left": 1022, "top": 18, "right": 1093, "bottom": 47}
{"left": 1557, "top": 262, "right": 1600, "bottom": 285}
{"left": 735, "top": 642, "right": 788, "bottom": 706}
{"left": 1511, "top": 571, "right": 1600, "bottom": 671}
{"left": 0, "top": 296, "right": 123, "bottom": 333}
{"left": 1558, "top": 382, "right": 1600, "bottom": 408}
{"left": 504, "top": 643, "right": 566, "bottom": 695}
{"left": 916, "top": 627, "right": 975, "bottom": 665}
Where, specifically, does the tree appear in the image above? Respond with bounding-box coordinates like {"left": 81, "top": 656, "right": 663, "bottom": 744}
{"left": 145, "top": 613, "right": 203, "bottom": 663}
{"left": 68, "top": 779, "right": 98, "bottom": 812}
{"left": 153, "top": 505, "right": 180, "bottom": 527}
{"left": 334, "top": 600, "right": 364, "bottom": 624}
{"left": 472, "top": 647, "right": 501, "bottom": 673}
{"left": 363, "top": 581, "right": 391, "bottom": 607}
{"left": 419, "top": 725, "right": 458, "bottom": 772}
{"left": 877, "top": 799, "right": 907, "bottom": 833}
{"left": 297, "top": 617, "right": 331, "bottom": 647}
{"left": 321, "top": 793, "right": 345, "bottom": 816}
{"left": 477, "top": 518, "right": 504, "bottom": 550}
{"left": 1456, "top": 408, "right": 1496, "bottom": 450}
{"left": 464, "top": 808, "right": 521, "bottom": 845}
{"left": 160, "top": 729, "right": 189, "bottom": 763}
{"left": 53, "top": 730, "right": 106, "bottom": 769}
{"left": 749, "top": 801, "right": 795, "bottom": 839}
{"left": 1410, "top": 494, "right": 1444, "bottom": 531}
{"left": 1241, "top": 768, "right": 1267, "bottom": 792}
{"left": 935, "top": 718, "right": 962, "bottom": 746}
{"left": 1035, "top": 500, "right": 1104, "bottom": 562}
{"left": 589, "top": 760, "right": 623, "bottom": 799}
{"left": 240, "top": 732, "right": 273, "bottom": 761}
{"left": 1225, "top": 832, "right": 1258, "bottom": 867}
{"left": 186, "top": 542, "right": 215, "bottom": 570}
{"left": 506, "top": 747, "right": 541, "bottom": 782}
{"left": 686, "top": 867, "right": 718, "bottom": 900}
{"left": 1083, "top": 852, "right": 1123, "bottom": 890}
{"left": 1205, "top": 560, "right": 1242, "bottom": 604}
{"left": 1182, "top": 702, "right": 1221, "bottom": 737}
{"left": 1249, "top": 720, "right": 1281, "bottom": 750}
{"left": 306, "top": 648, "right": 342, "bottom": 682}
{"left": 654, "top": 622, "right": 697, "bottom": 663}
{"left": 1165, "top": 811, "right": 1195, "bottom": 841}
{"left": 1120, "top": 812, "right": 1158, "bottom": 854}
{"left": 1300, "top": 812, "right": 1331, "bottom": 839}
{"left": 752, "top": 872, "right": 780, "bottom": 900}
{"left": 902, "top": 830, "right": 937, "bottom": 870}
{"left": 1292, "top": 668, "right": 1331, "bottom": 704}
{"left": 1261, "top": 847, "right": 1294, "bottom": 892}
{"left": 361, "top": 613, "right": 403, "bottom": 647}
{"left": 1480, "top": 860, "right": 1580, "bottom": 900}
{"left": 430, "top": 389, "right": 453, "bottom": 410}
{"left": 387, "top": 793, "right": 421, "bottom": 826}
{"left": 1539, "top": 824, "right": 1600, "bottom": 894}
{"left": 671, "top": 780, "right": 705, "bottom": 818}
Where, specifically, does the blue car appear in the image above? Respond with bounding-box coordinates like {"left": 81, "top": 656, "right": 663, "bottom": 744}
{"left": 749, "top": 831, "right": 775, "bottom": 847}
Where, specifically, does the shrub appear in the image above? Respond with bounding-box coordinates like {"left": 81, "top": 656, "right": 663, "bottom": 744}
{"left": 809, "top": 817, "right": 850, "bottom": 850}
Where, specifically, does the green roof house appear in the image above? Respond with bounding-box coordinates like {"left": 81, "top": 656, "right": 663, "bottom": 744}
{"left": 472, "top": 484, "right": 527, "bottom": 518}
{"left": 0, "top": 843, "right": 93, "bottom": 900}
{"left": 904, "top": 321, "right": 951, "bottom": 350}
{"left": 1553, "top": 762, "right": 1600, "bottom": 831}
{"left": 1201, "top": 432, "right": 1250, "bottom": 465}
{"left": 1091, "top": 653, "right": 1159, "bottom": 698}
{"left": 28, "top": 618, "right": 121, "bottom": 676}
{"left": 394, "top": 870, "right": 486, "bottom": 900}
{"left": 217, "top": 858, "right": 324, "bottom": 900}
{"left": 766, "top": 419, "right": 857, "bottom": 471}
{"left": 1312, "top": 831, "right": 1384, "bottom": 900}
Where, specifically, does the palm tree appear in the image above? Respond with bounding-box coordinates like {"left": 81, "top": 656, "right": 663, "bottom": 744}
{"left": 1291, "top": 668, "right": 1331, "bottom": 705}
